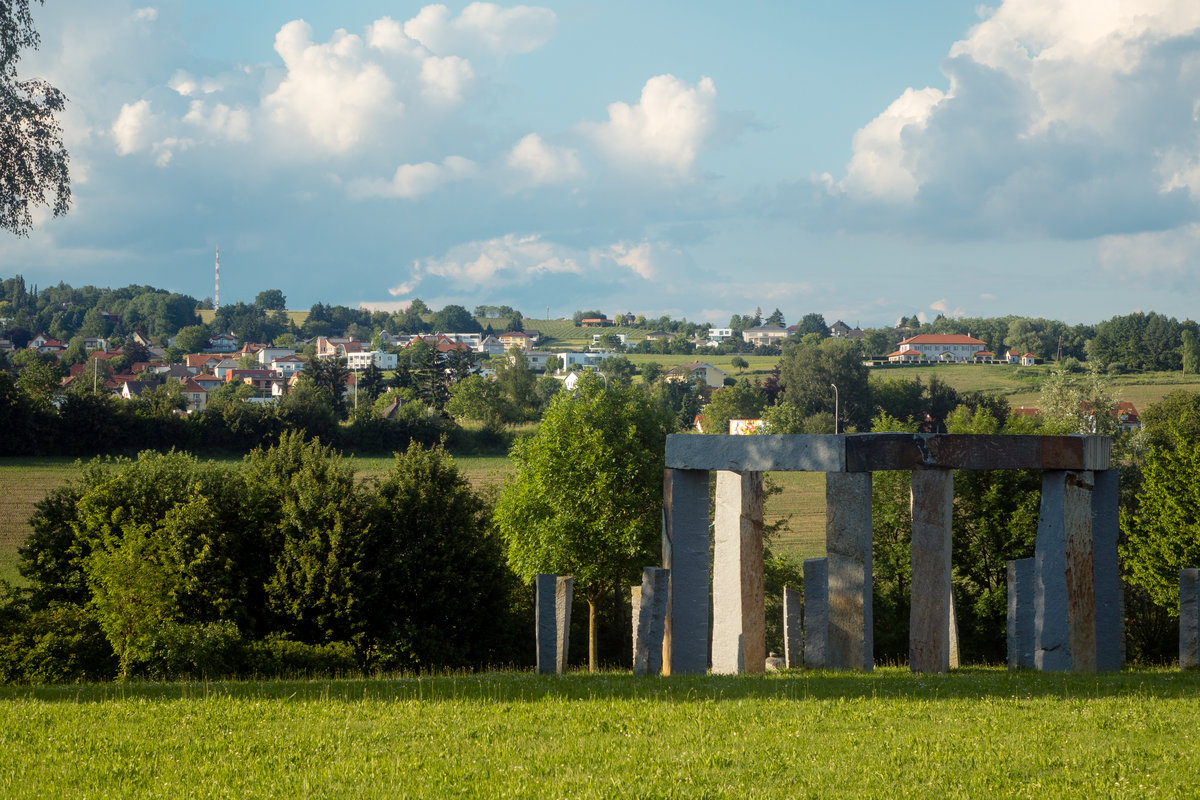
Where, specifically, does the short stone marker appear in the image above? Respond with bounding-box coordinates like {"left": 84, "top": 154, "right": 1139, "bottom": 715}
{"left": 535, "top": 574, "right": 573, "bottom": 674}
{"left": 803, "top": 558, "right": 828, "bottom": 669}
{"left": 1181, "top": 569, "right": 1200, "bottom": 670}
{"left": 783, "top": 586, "right": 803, "bottom": 669}
{"left": 633, "top": 567, "right": 669, "bottom": 675}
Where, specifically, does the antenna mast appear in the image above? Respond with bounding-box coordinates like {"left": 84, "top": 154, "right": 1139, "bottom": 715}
{"left": 215, "top": 246, "right": 221, "bottom": 310}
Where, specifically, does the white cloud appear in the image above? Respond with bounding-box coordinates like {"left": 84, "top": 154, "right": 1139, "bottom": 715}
{"left": 404, "top": 3, "right": 556, "bottom": 56}
{"left": 264, "top": 20, "right": 398, "bottom": 153}
{"left": 581, "top": 74, "right": 717, "bottom": 178}
{"left": 350, "top": 156, "right": 477, "bottom": 199}
{"left": 506, "top": 133, "right": 584, "bottom": 187}
{"left": 929, "top": 298, "right": 965, "bottom": 317}
{"left": 392, "top": 233, "right": 583, "bottom": 294}
{"left": 366, "top": 16, "right": 422, "bottom": 56}
{"left": 819, "top": 0, "right": 1200, "bottom": 240}
{"left": 420, "top": 55, "right": 475, "bottom": 103}
{"left": 112, "top": 99, "right": 156, "bottom": 155}
{"left": 1098, "top": 224, "right": 1200, "bottom": 278}
{"left": 835, "top": 87, "right": 945, "bottom": 201}
{"left": 133, "top": 7, "right": 157, "bottom": 22}
{"left": 183, "top": 101, "right": 251, "bottom": 142}
{"left": 606, "top": 241, "right": 656, "bottom": 279}
{"left": 168, "top": 70, "right": 222, "bottom": 97}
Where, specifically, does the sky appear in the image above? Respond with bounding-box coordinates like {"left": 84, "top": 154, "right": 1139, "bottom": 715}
{"left": 5, "top": 0, "right": 1200, "bottom": 328}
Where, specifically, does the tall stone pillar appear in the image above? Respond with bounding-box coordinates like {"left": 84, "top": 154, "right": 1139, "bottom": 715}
{"left": 711, "top": 470, "right": 765, "bottom": 674}
{"left": 826, "top": 471, "right": 873, "bottom": 671}
{"left": 662, "top": 469, "right": 710, "bottom": 675}
{"left": 1092, "top": 469, "right": 1124, "bottom": 671}
{"left": 909, "top": 468, "right": 954, "bottom": 673}
{"left": 1181, "top": 569, "right": 1200, "bottom": 670}
{"left": 803, "top": 558, "right": 828, "bottom": 669}
{"left": 783, "top": 586, "right": 803, "bottom": 669}
{"left": 1034, "top": 470, "right": 1096, "bottom": 672}
{"left": 536, "top": 574, "right": 573, "bottom": 674}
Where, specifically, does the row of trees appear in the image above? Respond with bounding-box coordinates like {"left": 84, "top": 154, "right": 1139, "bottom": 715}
{"left": 3, "top": 435, "right": 521, "bottom": 681}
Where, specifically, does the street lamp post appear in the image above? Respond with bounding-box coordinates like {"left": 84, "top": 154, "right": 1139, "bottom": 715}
{"left": 830, "top": 382, "right": 839, "bottom": 435}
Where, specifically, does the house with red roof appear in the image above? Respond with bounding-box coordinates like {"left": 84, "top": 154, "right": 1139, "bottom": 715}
{"left": 896, "top": 334, "right": 989, "bottom": 363}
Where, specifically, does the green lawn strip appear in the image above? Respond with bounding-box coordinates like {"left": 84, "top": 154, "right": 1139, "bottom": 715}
{"left": 0, "top": 669, "right": 1196, "bottom": 798}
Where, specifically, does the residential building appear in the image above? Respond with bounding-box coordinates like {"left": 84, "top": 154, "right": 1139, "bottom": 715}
{"left": 665, "top": 361, "right": 728, "bottom": 388}
{"left": 896, "top": 334, "right": 989, "bottom": 363}
{"left": 742, "top": 325, "right": 790, "bottom": 347}
{"left": 346, "top": 350, "right": 398, "bottom": 371}
{"left": 207, "top": 333, "right": 239, "bottom": 352}
{"left": 270, "top": 354, "right": 307, "bottom": 377}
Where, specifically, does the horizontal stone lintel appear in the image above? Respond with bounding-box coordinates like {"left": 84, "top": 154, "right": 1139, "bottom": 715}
{"left": 665, "top": 433, "right": 1109, "bottom": 472}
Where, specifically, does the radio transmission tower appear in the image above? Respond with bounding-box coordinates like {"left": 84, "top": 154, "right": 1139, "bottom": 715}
{"left": 214, "top": 246, "right": 220, "bottom": 310}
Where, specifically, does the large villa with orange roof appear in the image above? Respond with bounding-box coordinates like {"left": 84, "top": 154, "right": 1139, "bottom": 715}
{"left": 888, "top": 333, "right": 990, "bottom": 363}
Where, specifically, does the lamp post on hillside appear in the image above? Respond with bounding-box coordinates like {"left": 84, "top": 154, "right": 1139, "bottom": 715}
{"left": 831, "top": 382, "right": 839, "bottom": 435}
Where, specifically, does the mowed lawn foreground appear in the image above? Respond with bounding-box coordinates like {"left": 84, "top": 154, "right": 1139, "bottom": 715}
{"left": 0, "top": 669, "right": 1197, "bottom": 798}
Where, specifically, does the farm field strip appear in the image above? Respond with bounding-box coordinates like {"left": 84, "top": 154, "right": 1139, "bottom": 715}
{"left": 0, "top": 669, "right": 1197, "bottom": 798}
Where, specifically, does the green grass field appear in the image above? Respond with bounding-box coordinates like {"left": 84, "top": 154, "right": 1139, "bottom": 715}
{"left": 0, "top": 668, "right": 1196, "bottom": 798}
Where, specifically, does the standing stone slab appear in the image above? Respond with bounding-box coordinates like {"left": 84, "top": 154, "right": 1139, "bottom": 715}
{"left": 1182, "top": 569, "right": 1200, "bottom": 670}
{"left": 784, "top": 586, "right": 803, "bottom": 669}
{"left": 536, "top": 575, "right": 573, "bottom": 674}
{"left": 910, "top": 469, "right": 954, "bottom": 673}
{"left": 634, "top": 567, "right": 670, "bottom": 675}
{"left": 712, "top": 470, "right": 766, "bottom": 674}
{"left": 1007, "top": 558, "right": 1035, "bottom": 669}
{"left": 826, "top": 472, "right": 873, "bottom": 671}
{"left": 630, "top": 586, "right": 642, "bottom": 669}
{"left": 536, "top": 574, "right": 557, "bottom": 674}
{"left": 555, "top": 576, "right": 573, "bottom": 674}
{"left": 1092, "top": 469, "right": 1124, "bottom": 671}
{"left": 948, "top": 590, "right": 960, "bottom": 669}
{"left": 803, "top": 558, "right": 828, "bottom": 669}
{"left": 1034, "top": 470, "right": 1096, "bottom": 672}
{"left": 662, "top": 469, "right": 711, "bottom": 675}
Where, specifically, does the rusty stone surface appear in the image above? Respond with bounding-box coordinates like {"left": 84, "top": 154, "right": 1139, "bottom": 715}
{"left": 910, "top": 469, "right": 953, "bottom": 673}
{"left": 662, "top": 469, "right": 710, "bottom": 675}
{"left": 845, "top": 434, "right": 1110, "bottom": 472}
{"left": 826, "top": 471, "right": 873, "bottom": 671}
{"left": 1063, "top": 471, "right": 1097, "bottom": 673}
{"left": 712, "top": 470, "right": 765, "bottom": 675}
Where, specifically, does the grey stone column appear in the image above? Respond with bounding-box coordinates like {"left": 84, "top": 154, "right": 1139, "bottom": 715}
{"left": 910, "top": 468, "right": 954, "bottom": 673}
{"left": 826, "top": 471, "right": 873, "bottom": 671}
{"left": 711, "top": 470, "right": 766, "bottom": 674}
{"left": 634, "top": 567, "right": 669, "bottom": 675}
{"left": 1034, "top": 470, "right": 1096, "bottom": 672}
{"left": 536, "top": 574, "right": 572, "bottom": 674}
{"left": 1181, "top": 569, "right": 1200, "bottom": 670}
{"left": 1007, "top": 558, "right": 1035, "bottom": 669}
{"left": 555, "top": 576, "right": 573, "bottom": 674}
{"left": 803, "top": 558, "right": 828, "bottom": 669}
{"left": 536, "top": 574, "right": 557, "bottom": 674}
{"left": 663, "top": 469, "right": 710, "bottom": 675}
{"left": 784, "top": 586, "right": 803, "bottom": 669}
{"left": 1092, "top": 469, "right": 1124, "bottom": 671}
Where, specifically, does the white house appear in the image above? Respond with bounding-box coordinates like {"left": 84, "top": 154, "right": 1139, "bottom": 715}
{"left": 666, "top": 361, "right": 728, "bottom": 388}
{"left": 591, "top": 333, "right": 628, "bottom": 347}
{"left": 271, "top": 354, "right": 307, "bottom": 377}
{"left": 896, "top": 334, "right": 989, "bottom": 363}
{"left": 207, "top": 333, "right": 239, "bottom": 352}
{"left": 256, "top": 346, "right": 296, "bottom": 365}
{"left": 555, "top": 352, "right": 603, "bottom": 373}
{"left": 742, "top": 325, "right": 789, "bottom": 347}
{"left": 346, "top": 350, "right": 398, "bottom": 371}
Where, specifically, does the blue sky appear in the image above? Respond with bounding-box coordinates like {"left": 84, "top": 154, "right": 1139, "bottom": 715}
{"left": 5, "top": 1, "right": 1200, "bottom": 327}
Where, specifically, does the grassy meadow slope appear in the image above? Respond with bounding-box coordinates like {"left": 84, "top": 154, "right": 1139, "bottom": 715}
{"left": 0, "top": 669, "right": 1197, "bottom": 798}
